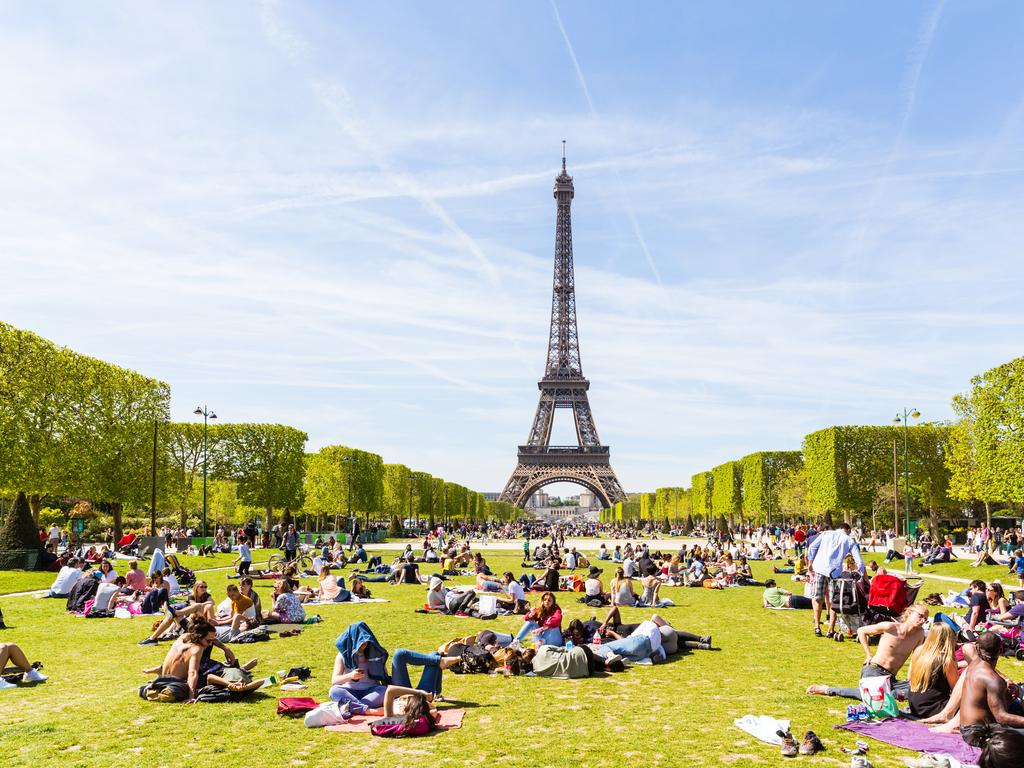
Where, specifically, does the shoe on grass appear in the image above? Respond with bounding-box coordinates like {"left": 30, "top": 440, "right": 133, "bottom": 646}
{"left": 0, "top": 678, "right": 16, "bottom": 691}
{"left": 137, "top": 637, "right": 158, "bottom": 646}
{"left": 850, "top": 757, "right": 873, "bottom": 768}
{"left": 799, "top": 731, "right": 825, "bottom": 755}
{"left": 814, "top": 626, "right": 823, "bottom": 637}
{"left": 22, "top": 668, "right": 46, "bottom": 683}
{"left": 777, "top": 730, "right": 798, "bottom": 757}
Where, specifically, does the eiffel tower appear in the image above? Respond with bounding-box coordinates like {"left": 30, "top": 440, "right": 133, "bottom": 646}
{"left": 498, "top": 149, "right": 627, "bottom": 509}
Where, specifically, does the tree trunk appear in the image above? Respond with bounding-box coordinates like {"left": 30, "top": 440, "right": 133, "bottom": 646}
{"left": 929, "top": 506, "right": 939, "bottom": 539}
{"left": 28, "top": 494, "right": 42, "bottom": 527}
{"left": 112, "top": 502, "right": 124, "bottom": 542}
{"left": 265, "top": 505, "right": 273, "bottom": 531}
{"left": 179, "top": 507, "right": 187, "bottom": 530}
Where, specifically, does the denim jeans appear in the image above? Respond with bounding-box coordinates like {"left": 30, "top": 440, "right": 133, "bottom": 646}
{"left": 328, "top": 683, "right": 386, "bottom": 713}
{"left": 390, "top": 648, "right": 443, "bottom": 694}
{"left": 515, "top": 620, "right": 563, "bottom": 646}
{"left": 600, "top": 634, "right": 652, "bottom": 662}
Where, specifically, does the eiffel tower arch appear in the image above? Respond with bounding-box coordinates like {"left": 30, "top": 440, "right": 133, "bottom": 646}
{"left": 499, "top": 152, "right": 627, "bottom": 509}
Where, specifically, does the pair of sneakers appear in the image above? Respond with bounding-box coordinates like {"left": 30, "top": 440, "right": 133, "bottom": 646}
{"left": 778, "top": 730, "right": 825, "bottom": 757}
{"left": 0, "top": 668, "right": 48, "bottom": 690}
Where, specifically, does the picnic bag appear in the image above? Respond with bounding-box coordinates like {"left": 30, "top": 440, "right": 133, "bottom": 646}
{"left": 452, "top": 644, "right": 495, "bottom": 674}
{"left": 859, "top": 674, "right": 900, "bottom": 719}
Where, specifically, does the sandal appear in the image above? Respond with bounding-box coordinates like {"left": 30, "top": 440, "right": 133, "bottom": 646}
{"left": 777, "top": 730, "right": 798, "bottom": 758}
{"left": 799, "top": 730, "right": 825, "bottom": 755}
{"left": 814, "top": 627, "right": 823, "bottom": 638}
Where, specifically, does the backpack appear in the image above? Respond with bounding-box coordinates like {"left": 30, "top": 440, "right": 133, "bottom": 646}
{"left": 194, "top": 685, "right": 234, "bottom": 703}
{"left": 829, "top": 572, "right": 865, "bottom": 616}
{"left": 232, "top": 626, "right": 270, "bottom": 644}
{"left": 66, "top": 577, "right": 99, "bottom": 613}
{"left": 277, "top": 697, "right": 319, "bottom": 716}
{"left": 452, "top": 644, "right": 495, "bottom": 674}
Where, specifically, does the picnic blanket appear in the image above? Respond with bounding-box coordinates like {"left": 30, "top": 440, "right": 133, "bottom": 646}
{"left": 836, "top": 718, "right": 981, "bottom": 765}
{"left": 325, "top": 708, "right": 465, "bottom": 733}
{"left": 304, "top": 597, "right": 390, "bottom": 605}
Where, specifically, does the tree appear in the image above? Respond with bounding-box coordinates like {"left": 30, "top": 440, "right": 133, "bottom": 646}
{"left": 776, "top": 464, "right": 814, "bottom": 523}
{"left": 0, "top": 492, "right": 42, "bottom": 569}
{"left": 741, "top": 451, "right": 803, "bottom": 525}
{"left": 383, "top": 464, "right": 411, "bottom": 520}
{"left": 218, "top": 424, "right": 307, "bottom": 530}
{"left": 160, "top": 422, "right": 211, "bottom": 529}
{"left": 711, "top": 461, "right": 742, "bottom": 525}
{"left": 691, "top": 472, "right": 713, "bottom": 523}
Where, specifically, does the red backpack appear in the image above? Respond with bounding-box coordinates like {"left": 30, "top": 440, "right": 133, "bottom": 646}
{"left": 277, "top": 697, "right": 319, "bottom": 716}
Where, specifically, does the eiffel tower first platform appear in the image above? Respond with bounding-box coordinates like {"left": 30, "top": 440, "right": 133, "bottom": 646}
{"left": 498, "top": 151, "right": 627, "bottom": 509}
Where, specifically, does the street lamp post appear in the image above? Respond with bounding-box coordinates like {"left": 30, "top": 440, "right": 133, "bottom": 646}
{"left": 192, "top": 406, "right": 217, "bottom": 539}
{"left": 893, "top": 407, "right": 921, "bottom": 538}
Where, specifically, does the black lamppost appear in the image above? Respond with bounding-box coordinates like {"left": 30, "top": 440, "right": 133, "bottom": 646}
{"left": 192, "top": 406, "right": 217, "bottom": 539}
{"left": 893, "top": 407, "right": 921, "bottom": 538}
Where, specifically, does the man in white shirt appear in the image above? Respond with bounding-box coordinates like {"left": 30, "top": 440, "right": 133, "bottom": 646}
{"left": 48, "top": 525, "right": 61, "bottom": 546}
{"left": 623, "top": 556, "right": 636, "bottom": 578}
{"left": 48, "top": 558, "right": 86, "bottom": 597}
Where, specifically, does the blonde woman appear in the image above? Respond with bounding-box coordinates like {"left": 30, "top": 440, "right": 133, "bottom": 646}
{"left": 907, "top": 623, "right": 959, "bottom": 719}
{"left": 609, "top": 567, "right": 637, "bottom": 607}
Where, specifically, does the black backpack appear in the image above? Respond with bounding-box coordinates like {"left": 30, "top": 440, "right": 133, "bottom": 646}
{"left": 66, "top": 577, "right": 99, "bottom": 613}
{"left": 829, "top": 572, "right": 865, "bottom": 616}
{"left": 453, "top": 644, "right": 495, "bottom": 675}
{"left": 173, "top": 565, "right": 196, "bottom": 587}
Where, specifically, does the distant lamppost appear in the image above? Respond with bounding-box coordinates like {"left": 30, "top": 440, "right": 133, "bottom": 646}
{"left": 893, "top": 408, "right": 921, "bottom": 538}
{"left": 192, "top": 406, "right": 217, "bottom": 539}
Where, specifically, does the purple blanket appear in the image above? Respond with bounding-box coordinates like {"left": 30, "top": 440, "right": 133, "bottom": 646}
{"left": 836, "top": 718, "right": 981, "bottom": 764}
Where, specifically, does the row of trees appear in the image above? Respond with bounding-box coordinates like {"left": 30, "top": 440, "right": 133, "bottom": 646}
{"left": 0, "top": 322, "right": 521, "bottom": 540}
{"left": 603, "top": 356, "right": 1024, "bottom": 533}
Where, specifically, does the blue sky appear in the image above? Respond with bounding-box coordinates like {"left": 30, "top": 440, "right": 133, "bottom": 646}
{"left": 3, "top": 1, "right": 1024, "bottom": 497}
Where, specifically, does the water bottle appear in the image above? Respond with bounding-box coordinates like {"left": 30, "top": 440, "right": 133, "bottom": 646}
{"left": 592, "top": 631, "right": 602, "bottom": 645}
{"left": 564, "top": 640, "right": 574, "bottom": 649}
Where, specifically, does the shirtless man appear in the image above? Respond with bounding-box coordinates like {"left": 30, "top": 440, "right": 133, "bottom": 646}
{"left": 956, "top": 632, "right": 1024, "bottom": 747}
{"left": 806, "top": 604, "right": 929, "bottom": 699}
{"left": 141, "top": 619, "right": 261, "bottom": 702}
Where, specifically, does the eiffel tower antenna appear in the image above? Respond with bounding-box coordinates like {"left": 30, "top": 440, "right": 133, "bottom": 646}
{"left": 498, "top": 154, "right": 627, "bottom": 509}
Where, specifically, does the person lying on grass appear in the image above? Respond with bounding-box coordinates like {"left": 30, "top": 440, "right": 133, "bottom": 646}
{"left": 426, "top": 576, "right": 477, "bottom": 614}
{"left": 370, "top": 685, "right": 440, "bottom": 737}
{"left": 531, "top": 643, "right": 626, "bottom": 679}
{"left": 762, "top": 578, "right": 812, "bottom": 609}
{"left": 0, "top": 643, "right": 48, "bottom": 690}
{"left": 589, "top": 616, "right": 667, "bottom": 664}
{"left": 387, "top": 554, "right": 431, "bottom": 585}
{"left": 805, "top": 604, "right": 929, "bottom": 700}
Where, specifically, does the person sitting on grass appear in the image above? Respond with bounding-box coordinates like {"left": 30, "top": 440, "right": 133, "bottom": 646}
{"left": 497, "top": 571, "right": 530, "bottom": 614}
{"left": 805, "top": 604, "right": 929, "bottom": 700}
{"left": 124, "top": 560, "right": 147, "bottom": 592}
{"left": 905, "top": 623, "right": 960, "bottom": 720}
{"left": 514, "top": 591, "right": 563, "bottom": 646}
{"left": 475, "top": 567, "right": 503, "bottom": 592}
{"left": 139, "top": 580, "right": 216, "bottom": 645}
{"left": 329, "top": 628, "right": 390, "bottom": 716}
{"left": 609, "top": 567, "right": 638, "bottom": 606}
{"left": 583, "top": 566, "right": 609, "bottom": 604}
{"left": 139, "top": 619, "right": 258, "bottom": 703}
{"left": 953, "top": 631, "right": 1024, "bottom": 747}
{"left": 46, "top": 557, "right": 85, "bottom": 598}
{"left": 986, "top": 583, "right": 1011, "bottom": 619}
{"left": 762, "top": 578, "right": 813, "bottom": 609}
{"left": 265, "top": 578, "right": 306, "bottom": 624}
{"left": 987, "top": 589, "right": 1024, "bottom": 623}
{"left": 238, "top": 577, "right": 262, "bottom": 622}
{"left": 637, "top": 572, "right": 663, "bottom": 606}
{"left": 140, "top": 571, "right": 172, "bottom": 615}
{"left": 317, "top": 566, "right": 351, "bottom": 603}
{"left": 0, "top": 643, "right": 47, "bottom": 690}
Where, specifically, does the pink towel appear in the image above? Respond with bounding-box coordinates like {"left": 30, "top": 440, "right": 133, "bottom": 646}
{"left": 325, "top": 708, "right": 465, "bottom": 733}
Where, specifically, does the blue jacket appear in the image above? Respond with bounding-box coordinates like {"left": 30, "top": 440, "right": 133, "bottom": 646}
{"left": 334, "top": 621, "right": 390, "bottom": 684}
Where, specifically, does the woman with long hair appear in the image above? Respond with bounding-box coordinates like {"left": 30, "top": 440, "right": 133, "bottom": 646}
{"left": 907, "top": 623, "right": 959, "bottom": 718}
{"left": 610, "top": 567, "right": 637, "bottom": 607}
{"left": 513, "top": 591, "right": 563, "bottom": 646}
{"left": 98, "top": 559, "right": 117, "bottom": 583}
{"left": 987, "top": 583, "right": 1010, "bottom": 617}
{"left": 317, "top": 566, "right": 351, "bottom": 602}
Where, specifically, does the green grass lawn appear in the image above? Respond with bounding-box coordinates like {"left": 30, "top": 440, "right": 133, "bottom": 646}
{"left": 1, "top": 550, "right": 1021, "bottom": 768}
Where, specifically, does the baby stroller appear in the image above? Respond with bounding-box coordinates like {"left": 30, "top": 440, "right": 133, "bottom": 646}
{"left": 862, "top": 573, "right": 923, "bottom": 625}
{"left": 987, "top": 616, "right": 1024, "bottom": 661}
{"left": 166, "top": 554, "right": 196, "bottom": 588}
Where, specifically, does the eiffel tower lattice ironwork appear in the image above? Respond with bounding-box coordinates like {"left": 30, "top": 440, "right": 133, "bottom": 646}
{"left": 498, "top": 152, "right": 627, "bottom": 509}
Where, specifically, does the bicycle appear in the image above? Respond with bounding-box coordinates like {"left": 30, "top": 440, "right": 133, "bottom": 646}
{"left": 266, "top": 550, "right": 313, "bottom": 574}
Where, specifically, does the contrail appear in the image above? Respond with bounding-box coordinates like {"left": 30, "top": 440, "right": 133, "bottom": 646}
{"left": 550, "top": 0, "right": 665, "bottom": 290}
{"left": 256, "top": 1, "right": 533, "bottom": 371}
{"left": 849, "top": 0, "right": 946, "bottom": 257}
